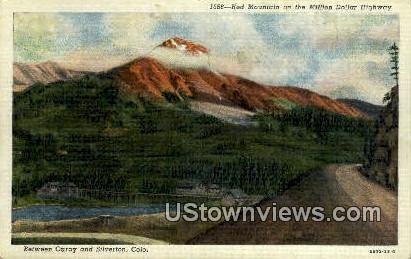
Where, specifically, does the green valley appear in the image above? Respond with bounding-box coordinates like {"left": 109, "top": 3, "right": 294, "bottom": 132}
{"left": 12, "top": 75, "right": 372, "bottom": 207}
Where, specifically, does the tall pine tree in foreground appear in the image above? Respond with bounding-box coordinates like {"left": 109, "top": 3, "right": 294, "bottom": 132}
{"left": 383, "top": 43, "right": 399, "bottom": 103}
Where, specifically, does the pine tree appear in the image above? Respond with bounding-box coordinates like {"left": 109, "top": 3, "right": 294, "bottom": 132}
{"left": 383, "top": 43, "right": 399, "bottom": 103}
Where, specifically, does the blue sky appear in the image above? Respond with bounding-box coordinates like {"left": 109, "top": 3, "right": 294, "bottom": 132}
{"left": 14, "top": 13, "right": 399, "bottom": 104}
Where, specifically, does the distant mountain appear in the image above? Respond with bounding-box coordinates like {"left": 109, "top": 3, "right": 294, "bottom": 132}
{"left": 101, "top": 37, "right": 365, "bottom": 118}
{"left": 13, "top": 61, "right": 90, "bottom": 92}
{"left": 337, "top": 99, "right": 382, "bottom": 119}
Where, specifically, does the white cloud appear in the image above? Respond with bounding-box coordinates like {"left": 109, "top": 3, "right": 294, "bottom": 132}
{"left": 148, "top": 47, "right": 210, "bottom": 70}
{"left": 14, "top": 13, "right": 75, "bottom": 62}
{"left": 144, "top": 44, "right": 310, "bottom": 89}
{"left": 157, "top": 14, "right": 310, "bottom": 85}
{"left": 312, "top": 54, "right": 391, "bottom": 104}
{"left": 275, "top": 14, "right": 398, "bottom": 50}
{"left": 56, "top": 48, "right": 131, "bottom": 71}
{"left": 81, "top": 13, "right": 305, "bottom": 85}
{"left": 366, "top": 18, "right": 399, "bottom": 42}
{"left": 275, "top": 15, "right": 363, "bottom": 49}
{"left": 104, "top": 13, "right": 162, "bottom": 55}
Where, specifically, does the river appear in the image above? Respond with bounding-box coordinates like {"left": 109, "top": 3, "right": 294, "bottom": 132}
{"left": 12, "top": 204, "right": 169, "bottom": 222}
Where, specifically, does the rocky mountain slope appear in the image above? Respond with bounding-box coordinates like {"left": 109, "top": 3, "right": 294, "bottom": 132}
{"left": 102, "top": 37, "right": 365, "bottom": 118}
{"left": 13, "top": 61, "right": 89, "bottom": 92}
{"left": 364, "top": 86, "right": 398, "bottom": 189}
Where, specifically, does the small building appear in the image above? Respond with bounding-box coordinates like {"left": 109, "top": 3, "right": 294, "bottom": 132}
{"left": 37, "top": 182, "right": 79, "bottom": 200}
{"left": 221, "top": 188, "right": 249, "bottom": 206}
{"left": 176, "top": 182, "right": 223, "bottom": 197}
{"left": 205, "top": 184, "right": 223, "bottom": 196}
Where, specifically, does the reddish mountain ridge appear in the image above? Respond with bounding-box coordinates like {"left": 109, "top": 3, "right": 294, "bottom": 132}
{"left": 106, "top": 37, "right": 365, "bottom": 118}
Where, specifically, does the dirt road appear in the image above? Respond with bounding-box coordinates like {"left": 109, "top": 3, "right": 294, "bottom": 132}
{"left": 189, "top": 164, "right": 397, "bottom": 245}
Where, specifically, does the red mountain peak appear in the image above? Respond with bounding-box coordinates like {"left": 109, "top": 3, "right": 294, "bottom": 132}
{"left": 159, "top": 37, "right": 209, "bottom": 55}
{"left": 110, "top": 38, "right": 367, "bottom": 119}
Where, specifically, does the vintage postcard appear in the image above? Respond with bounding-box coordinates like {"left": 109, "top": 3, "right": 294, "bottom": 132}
{"left": 0, "top": 0, "right": 410, "bottom": 258}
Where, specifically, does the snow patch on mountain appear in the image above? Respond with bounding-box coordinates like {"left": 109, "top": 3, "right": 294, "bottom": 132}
{"left": 190, "top": 101, "right": 256, "bottom": 126}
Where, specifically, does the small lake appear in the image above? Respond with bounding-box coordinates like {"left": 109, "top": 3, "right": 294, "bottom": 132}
{"left": 12, "top": 204, "right": 171, "bottom": 222}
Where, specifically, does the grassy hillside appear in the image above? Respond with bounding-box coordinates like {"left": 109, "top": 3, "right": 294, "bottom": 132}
{"left": 12, "top": 75, "right": 372, "bottom": 206}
